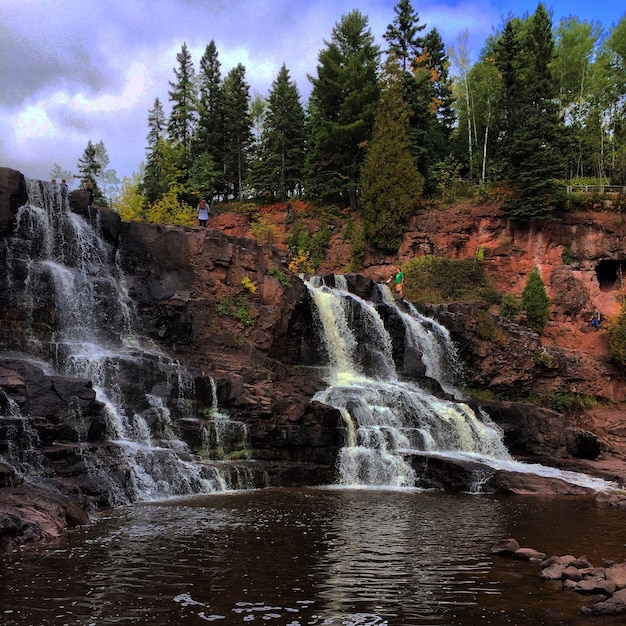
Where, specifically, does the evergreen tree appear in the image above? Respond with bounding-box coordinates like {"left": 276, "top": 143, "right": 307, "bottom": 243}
{"left": 222, "top": 63, "right": 253, "bottom": 200}
{"left": 496, "top": 5, "right": 567, "bottom": 220}
{"left": 167, "top": 42, "right": 197, "bottom": 154}
{"left": 93, "top": 140, "right": 119, "bottom": 203}
{"left": 253, "top": 64, "right": 306, "bottom": 202}
{"left": 521, "top": 266, "right": 550, "bottom": 332}
{"left": 77, "top": 139, "right": 103, "bottom": 201}
{"left": 422, "top": 28, "right": 456, "bottom": 159}
{"left": 383, "top": 0, "right": 425, "bottom": 72}
{"left": 142, "top": 98, "right": 167, "bottom": 204}
{"left": 191, "top": 41, "right": 225, "bottom": 199}
{"left": 361, "top": 57, "right": 424, "bottom": 252}
{"left": 306, "top": 10, "right": 380, "bottom": 210}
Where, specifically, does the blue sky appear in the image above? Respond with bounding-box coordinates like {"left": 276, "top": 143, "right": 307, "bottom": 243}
{"left": 1, "top": 0, "right": 624, "bottom": 184}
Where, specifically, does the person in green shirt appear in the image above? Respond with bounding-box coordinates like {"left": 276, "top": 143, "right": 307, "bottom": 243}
{"left": 395, "top": 267, "right": 404, "bottom": 298}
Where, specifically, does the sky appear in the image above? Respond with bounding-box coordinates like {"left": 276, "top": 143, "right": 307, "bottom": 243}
{"left": 1, "top": 0, "right": 625, "bottom": 185}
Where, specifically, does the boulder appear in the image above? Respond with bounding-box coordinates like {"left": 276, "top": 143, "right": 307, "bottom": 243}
{"left": 0, "top": 167, "right": 27, "bottom": 236}
{"left": 489, "top": 470, "right": 595, "bottom": 496}
{"left": 580, "top": 588, "right": 626, "bottom": 616}
{"left": 490, "top": 537, "right": 520, "bottom": 555}
{"left": 515, "top": 547, "right": 547, "bottom": 562}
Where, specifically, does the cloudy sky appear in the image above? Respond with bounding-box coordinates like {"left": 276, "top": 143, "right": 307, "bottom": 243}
{"left": 1, "top": 0, "right": 624, "bottom": 185}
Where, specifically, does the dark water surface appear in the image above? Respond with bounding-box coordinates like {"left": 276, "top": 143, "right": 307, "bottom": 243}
{"left": 1, "top": 488, "right": 625, "bottom": 625}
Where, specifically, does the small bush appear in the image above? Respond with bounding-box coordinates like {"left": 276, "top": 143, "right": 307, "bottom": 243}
{"left": 235, "top": 297, "right": 253, "bottom": 326}
{"left": 267, "top": 267, "right": 290, "bottom": 288}
{"left": 499, "top": 293, "right": 523, "bottom": 321}
{"left": 403, "top": 255, "right": 499, "bottom": 304}
{"left": 521, "top": 267, "right": 550, "bottom": 333}
{"left": 608, "top": 302, "right": 626, "bottom": 368}
{"left": 241, "top": 276, "right": 257, "bottom": 294}
{"left": 250, "top": 216, "right": 280, "bottom": 245}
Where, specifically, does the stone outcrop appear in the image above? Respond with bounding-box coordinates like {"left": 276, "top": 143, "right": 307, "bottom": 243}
{"left": 3, "top": 166, "right": 626, "bottom": 550}
{"left": 492, "top": 538, "right": 626, "bottom": 616}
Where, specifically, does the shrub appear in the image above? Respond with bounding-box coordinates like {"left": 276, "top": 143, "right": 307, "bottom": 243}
{"left": 608, "top": 300, "right": 626, "bottom": 368}
{"left": 241, "top": 276, "right": 257, "bottom": 294}
{"left": 250, "top": 216, "right": 280, "bottom": 245}
{"left": 403, "top": 255, "right": 499, "bottom": 304}
{"left": 267, "top": 267, "right": 290, "bottom": 288}
{"left": 499, "top": 293, "right": 523, "bottom": 321}
{"left": 521, "top": 267, "right": 550, "bottom": 333}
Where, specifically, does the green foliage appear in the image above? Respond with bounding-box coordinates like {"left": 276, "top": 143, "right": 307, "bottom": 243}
{"left": 499, "top": 293, "right": 523, "bottom": 321}
{"left": 286, "top": 220, "right": 331, "bottom": 271}
{"left": 343, "top": 217, "right": 366, "bottom": 272}
{"left": 496, "top": 6, "right": 568, "bottom": 220}
{"left": 561, "top": 245, "right": 574, "bottom": 265}
{"left": 235, "top": 297, "right": 254, "bottom": 326}
{"left": 266, "top": 267, "right": 291, "bottom": 288}
{"left": 188, "top": 153, "right": 219, "bottom": 200}
{"left": 222, "top": 64, "right": 253, "bottom": 200}
{"left": 533, "top": 347, "right": 557, "bottom": 368}
{"left": 529, "top": 392, "right": 598, "bottom": 415}
{"left": 361, "top": 56, "right": 424, "bottom": 253}
{"left": 216, "top": 298, "right": 234, "bottom": 317}
{"left": 521, "top": 266, "right": 550, "bottom": 332}
{"left": 215, "top": 296, "right": 254, "bottom": 326}
{"left": 250, "top": 217, "right": 280, "bottom": 245}
{"left": 251, "top": 64, "right": 306, "bottom": 202}
{"left": 608, "top": 300, "right": 626, "bottom": 368}
{"left": 77, "top": 139, "right": 103, "bottom": 202}
{"left": 476, "top": 309, "right": 507, "bottom": 345}
{"left": 306, "top": 9, "right": 380, "bottom": 210}
{"left": 403, "top": 255, "right": 499, "bottom": 303}
{"left": 167, "top": 43, "right": 197, "bottom": 151}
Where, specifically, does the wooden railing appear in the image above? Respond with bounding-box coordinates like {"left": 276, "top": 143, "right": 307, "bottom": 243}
{"left": 566, "top": 185, "right": 626, "bottom": 195}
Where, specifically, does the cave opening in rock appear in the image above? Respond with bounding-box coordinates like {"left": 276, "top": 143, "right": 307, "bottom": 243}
{"left": 595, "top": 259, "right": 626, "bottom": 291}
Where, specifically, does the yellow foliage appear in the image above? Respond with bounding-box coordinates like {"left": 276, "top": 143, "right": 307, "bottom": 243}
{"left": 288, "top": 250, "right": 315, "bottom": 274}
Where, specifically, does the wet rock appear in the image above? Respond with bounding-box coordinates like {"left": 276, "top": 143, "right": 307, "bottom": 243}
{"left": 515, "top": 547, "right": 547, "bottom": 562}
{"left": 541, "top": 563, "right": 564, "bottom": 580}
{"left": 0, "top": 167, "right": 27, "bottom": 236}
{"left": 489, "top": 470, "right": 595, "bottom": 496}
{"left": 575, "top": 578, "right": 616, "bottom": 595}
{"left": 490, "top": 537, "right": 520, "bottom": 555}
{"left": 580, "top": 588, "right": 626, "bottom": 616}
{"left": 606, "top": 562, "right": 626, "bottom": 589}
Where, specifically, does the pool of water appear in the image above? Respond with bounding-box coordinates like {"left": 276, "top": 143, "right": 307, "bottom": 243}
{"left": 1, "top": 488, "right": 625, "bottom": 625}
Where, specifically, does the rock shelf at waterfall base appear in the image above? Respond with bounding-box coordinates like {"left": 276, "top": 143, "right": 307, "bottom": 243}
{"left": 3, "top": 165, "right": 626, "bottom": 551}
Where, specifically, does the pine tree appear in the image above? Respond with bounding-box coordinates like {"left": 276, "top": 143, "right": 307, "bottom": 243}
{"left": 422, "top": 28, "right": 455, "bottom": 160}
{"left": 496, "top": 5, "right": 567, "bottom": 220}
{"left": 306, "top": 10, "right": 380, "bottom": 210}
{"left": 361, "top": 57, "right": 424, "bottom": 252}
{"left": 142, "top": 98, "right": 167, "bottom": 204}
{"left": 222, "top": 64, "right": 253, "bottom": 200}
{"left": 167, "top": 43, "right": 197, "bottom": 153}
{"left": 192, "top": 40, "right": 225, "bottom": 199}
{"left": 383, "top": 0, "right": 425, "bottom": 72}
{"left": 521, "top": 266, "right": 550, "bottom": 332}
{"left": 253, "top": 64, "right": 306, "bottom": 202}
{"left": 77, "top": 140, "right": 103, "bottom": 201}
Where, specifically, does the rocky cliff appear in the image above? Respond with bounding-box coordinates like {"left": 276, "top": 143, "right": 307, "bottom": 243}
{"left": 2, "top": 167, "right": 626, "bottom": 550}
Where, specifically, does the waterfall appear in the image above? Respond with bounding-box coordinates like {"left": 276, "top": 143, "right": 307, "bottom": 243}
{"left": 308, "top": 276, "right": 513, "bottom": 488}
{"left": 379, "top": 284, "right": 464, "bottom": 396}
{"left": 2, "top": 179, "right": 228, "bottom": 502}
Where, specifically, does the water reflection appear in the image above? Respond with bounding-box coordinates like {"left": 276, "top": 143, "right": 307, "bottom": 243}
{"left": 1, "top": 489, "right": 625, "bottom": 625}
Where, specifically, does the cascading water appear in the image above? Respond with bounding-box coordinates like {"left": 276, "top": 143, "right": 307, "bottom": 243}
{"left": 307, "top": 276, "right": 617, "bottom": 492}
{"left": 2, "top": 179, "right": 228, "bottom": 502}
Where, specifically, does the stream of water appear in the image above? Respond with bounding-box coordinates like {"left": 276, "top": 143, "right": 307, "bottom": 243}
{"left": 2, "top": 487, "right": 626, "bottom": 626}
